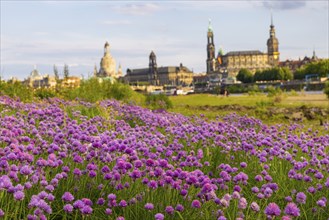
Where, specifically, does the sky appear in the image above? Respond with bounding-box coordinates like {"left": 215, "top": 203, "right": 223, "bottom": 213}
{"left": 1, "top": 0, "right": 328, "bottom": 80}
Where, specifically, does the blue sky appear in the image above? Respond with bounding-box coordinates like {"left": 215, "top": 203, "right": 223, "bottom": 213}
{"left": 1, "top": 1, "right": 328, "bottom": 80}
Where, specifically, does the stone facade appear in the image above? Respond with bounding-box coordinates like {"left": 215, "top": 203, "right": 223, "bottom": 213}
{"left": 125, "top": 51, "right": 194, "bottom": 86}
{"left": 207, "top": 18, "right": 280, "bottom": 77}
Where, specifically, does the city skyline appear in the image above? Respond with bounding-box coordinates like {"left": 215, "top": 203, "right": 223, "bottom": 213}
{"left": 1, "top": 1, "right": 328, "bottom": 80}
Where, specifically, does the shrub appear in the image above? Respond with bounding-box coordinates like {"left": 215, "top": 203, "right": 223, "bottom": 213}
{"left": 35, "top": 88, "right": 56, "bottom": 99}
{"left": 0, "top": 81, "right": 34, "bottom": 102}
{"left": 145, "top": 94, "right": 173, "bottom": 110}
{"left": 266, "top": 86, "right": 282, "bottom": 97}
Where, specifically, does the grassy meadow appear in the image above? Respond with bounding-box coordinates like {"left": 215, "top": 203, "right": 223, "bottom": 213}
{"left": 169, "top": 93, "right": 329, "bottom": 123}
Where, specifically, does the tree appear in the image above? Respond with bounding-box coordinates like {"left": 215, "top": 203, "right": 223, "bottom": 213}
{"left": 324, "top": 81, "right": 329, "bottom": 100}
{"left": 64, "top": 64, "right": 69, "bottom": 79}
{"left": 53, "top": 65, "right": 59, "bottom": 80}
{"left": 282, "top": 67, "right": 293, "bottom": 80}
{"left": 294, "top": 59, "right": 329, "bottom": 80}
{"left": 237, "top": 68, "right": 253, "bottom": 83}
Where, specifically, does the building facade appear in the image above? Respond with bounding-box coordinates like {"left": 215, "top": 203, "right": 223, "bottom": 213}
{"left": 208, "top": 17, "right": 280, "bottom": 77}
{"left": 24, "top": 67, "right": 56, "bottom": 88}
{"left": 125, "top": 51, "right": 194, "bottom": 86}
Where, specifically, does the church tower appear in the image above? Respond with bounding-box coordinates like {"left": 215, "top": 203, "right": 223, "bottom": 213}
{"left": 149, "top": 51, "right": 159, "bottom": 85}
{"left": 267, "top": 16, "right": 280, "bottom": 66}
{"left": 206, "top": 19, "right": 216, "bottom": 74}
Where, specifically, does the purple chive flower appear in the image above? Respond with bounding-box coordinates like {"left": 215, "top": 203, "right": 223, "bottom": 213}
{"left": 145, "top": 203, "right": 154, "bottom": 210}
{"left": 240, "top": 162, "right": 247, "bottom": 168}
{"left": 73, "top": 200, "right": 84, "bottom": 209}
{"left": 264, "top": 202, "right": 281, "bottom": 216}
{"left": 176, "top": 204, "right": 184, "bottom": 212}
{"left": 250, "top": 202, "right": 260, "bottom": 212}
{"left": 316, "top": 199, "right": 326, "bottom": 207}
{"left": 27, "top": 214, "right": 37, "bottom": 220}
{"left": 63, "top": 204, "right": 73, "bottom": 213}
{"left": 191, "top": 199, "right": 201, "bottom": 208}
{"left": 165, "top": 206, "right": 175, "bottom": 215}
{"left": 296, "top": 192, "right": 306, "bottom": 204}
{"left": 20, "top": 165, "right": 32, "bottom": 175}
{"left": 285, "top": 196, "right": 293, "bottom": 202}
{"left": 81, "top": 205, "right": 93, "bottom": 215}
{"left": 251, "top": 187, "right": 259, "bottom": 193}
{"left": 119, "top": 200, "right": 127, "bottom": 207}
{"left": 155, "top": 213, "right": 164, "bottom": 220}
{"left": 14, "top": 191, "right": 25, "bottom": 201}
{"left": 148, "top": 180, "right": 158, "bottom": 189}
{"left": 116, "top": 216, "right": 125, "bottom": 220}
{"left": 97, "top": 198, "right": 105, "bottom": 205}
{"left": 238, "top": 198, "right": 247, "bottom": 209}
{"left": 108, "top": 193, "right": 116, "bottom": 200}
{"left": 105, "top": 208, "right": 112, "bottom": 215}
{"left": 0, "top": 209, "right": 4, "bottom": 217}
{"left": 255, "top": 175, "right": 263, "bottom": 182}
{"left": 62, "top": 192, "right": 74, "bottom": 202}
{"left": 45, "top": 185, "right": 54, "bottom": 192}
{"left": 284, "top": 202, "right": 300, "bottom": 217}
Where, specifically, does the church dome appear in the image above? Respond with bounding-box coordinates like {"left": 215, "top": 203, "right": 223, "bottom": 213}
{"left": 30, "top": 69, "right": 40, "bottom": 78}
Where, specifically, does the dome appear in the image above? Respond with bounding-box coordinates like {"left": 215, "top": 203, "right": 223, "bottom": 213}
{"left": 104, "top": 41, "right": 109, "bottom": 47}
{"left": 267, "top": 37, "right": 279, "bottom": 45}
{"left": 30, "top": 69, "right": 40, "bottom": 78}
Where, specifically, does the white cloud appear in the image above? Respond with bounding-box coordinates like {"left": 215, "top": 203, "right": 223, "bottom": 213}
{"left": 113, "top": 3, "right": 160, "bottom": 16}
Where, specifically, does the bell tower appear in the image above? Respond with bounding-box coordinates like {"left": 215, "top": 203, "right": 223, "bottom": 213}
{"left": 206, "top": 19, "right": 216, "bottom": 74}
{"left": 149, "top": 51, "right": 159, "bottom": 85}
{"left": 267, "top": 15, "right": 280, "bottom": 66}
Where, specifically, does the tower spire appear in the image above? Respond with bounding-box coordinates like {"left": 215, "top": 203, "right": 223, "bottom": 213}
{"left": 208, "top": 18, "right": 213, "bottom": 32}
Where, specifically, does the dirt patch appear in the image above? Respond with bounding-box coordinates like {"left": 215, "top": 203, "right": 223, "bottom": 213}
{"left": 188, "top": 104, "right": 329, "bottom": 121}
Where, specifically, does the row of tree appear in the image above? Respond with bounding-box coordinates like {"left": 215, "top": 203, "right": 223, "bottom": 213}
{"left": 294, "top": 59, "right": 329, "bottom": 80}
{"left": 237, "top": 60, "right": 328, "bottom": 83}
{"left": 237, "top": 67, "right": 293, "bottom": 83}
{"left": 53, "top": 64, "right": 70, "bottom": 80}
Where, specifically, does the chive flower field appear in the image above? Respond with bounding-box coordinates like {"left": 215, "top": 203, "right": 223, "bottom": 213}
{"left": 0, "top": 96, "right": 328, "bottom": 220}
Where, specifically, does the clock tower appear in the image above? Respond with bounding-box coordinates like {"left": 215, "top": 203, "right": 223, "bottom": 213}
{"left": 206, "top": 19, "right": 216, "bottom": 74}
{"left": 267, "top": 16, "right": 280, "bottom": 66}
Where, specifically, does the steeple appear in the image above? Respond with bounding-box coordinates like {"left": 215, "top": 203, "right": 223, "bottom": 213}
{"left": 267, "top": 15, "right": 280, "bottom": 66}
{"left": 206, "top": 19, "right": 216, "bottom": 74}
{"left": 312, "top": 48, "right": 318, "bottom": 60}
{"left": 208, "top": 18, "right": 213, "bottom": 33}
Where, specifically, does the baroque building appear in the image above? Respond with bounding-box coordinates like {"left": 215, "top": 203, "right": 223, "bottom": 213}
{"left": 125, "top": 51, "right": 194, "bottom": 86}
{"left": 23, "top": 66, "right": 56, "bottom": 88}
{"left": 208, "top": 17, "right": 280, "bottom": 77}
{"left": 95, "top": 42, "right": 121, "bottom": 79}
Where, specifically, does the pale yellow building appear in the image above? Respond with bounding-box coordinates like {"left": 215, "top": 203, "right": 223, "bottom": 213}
{"left": 208, "top": 18, "right": 280, "bottom": 77}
